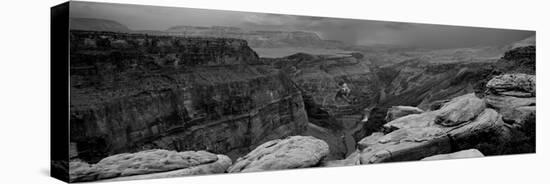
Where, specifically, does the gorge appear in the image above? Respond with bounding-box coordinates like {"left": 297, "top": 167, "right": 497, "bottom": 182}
{"left": 66, "top": 21, "right": 535, "bottom": 182}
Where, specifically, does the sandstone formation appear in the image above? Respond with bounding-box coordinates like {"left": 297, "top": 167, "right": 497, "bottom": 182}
{"left": 421, "top": 149, "right": 484, "bottom": 161}
{"left": 359, "top": 94, "right": 510, "bottom": 164}
{"left": 69, "top": 149, "right": 231, "bottom": 182}
{"left": 69, "top": 31, "right": 308, "bottom": 162}
{"left": 357, "top": 132, "right": 384, "bottom": 150}
{"left": 485, "top": 73, "right": 536, "bottom": 153}
{"left": 385, "top": 106, "right": 424, "bottom": 122}
{"left": 434, "top": 93, "right": 486, "bottom": 126}
{"left": 495, "top": 46, "right": 535, "bottom": 74}
{"left": 228, "top": 136, "right": 329, "bottom": 173}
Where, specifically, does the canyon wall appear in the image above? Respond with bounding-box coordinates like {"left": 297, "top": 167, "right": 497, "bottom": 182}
{"left": 265, "top": 53, "right": 383, "bottom": 159}
{"left": 69, "top": 31, "right": 308, "bottom": 162}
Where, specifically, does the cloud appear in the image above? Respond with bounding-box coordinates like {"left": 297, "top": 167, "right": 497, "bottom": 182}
{"left": 71, "top": 1, "right": 534, "bottom": 49}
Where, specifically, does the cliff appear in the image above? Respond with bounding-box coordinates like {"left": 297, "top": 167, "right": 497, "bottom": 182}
{"left": 265, "top": 52, "right": 382, "bottom": 159}
{"left": 69, "top": 31, "right": 308, "bottom": 162}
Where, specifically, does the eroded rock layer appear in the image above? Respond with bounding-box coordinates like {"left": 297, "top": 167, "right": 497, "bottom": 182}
{"left": 69, "top": 31, "right": 308, "bottom": 162}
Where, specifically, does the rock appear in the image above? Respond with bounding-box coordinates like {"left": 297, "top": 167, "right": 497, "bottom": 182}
{"left": 359, "top": 107, "right": 513, "bottom": 164}
{"left": 357, "top": 132, "right": 384, "bottom": 150}
{"left": 103, "top": 155, "right": 232, "bottom": 182}
{"left": 69, "top": 149, "right": 230, "bottom": 182}
{"left": 228, "top": 136, "right": 329, "bottom": 173}
{"left": 70, "top": 32, "right": 309, "bottom": 163}
{"left": 384, "top": 111, "right": 438, "bottom": 131}
{"left": 385, "top": 106, "right": 425, "bottom": 122}
{"left": 421, "top": 149, "right": 484, "bottom": 161}
{"left": 486, "top": 74, "right": 535, "bottom": 97}
{"left": 502, "top": 106, "right": 536, "bottom": 127}
{"left": 485, "top": 95, "right": 535, "bottom": 110}
{"left": 485, "top": 73, "right": 536, "bottom": 128}
{"left": 321, "top": 150, "right": 361, "bottom": 167}
{"left": 359, "top": 127, "right": 451, "bottom": 164}
{"left": 435, "top": 93, "right": 486, "bottom": 126}
{"left": 448, "top": 109, "right": 509, "bottom": 153}
{"left": 496, "top": 46, "right": 535, "bottom": 74}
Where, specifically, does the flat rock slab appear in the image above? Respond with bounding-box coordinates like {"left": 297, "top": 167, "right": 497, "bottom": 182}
{"left": 358, "top": 132, "right": 385, "bottom": 150}
{"left": 384, "top": 111, "right": 438, "bottom": 130}
{"left": 69, "top": 149, "right": 225, "bottom": 182}
{"left": 228, "top": 136, "right": 329, "bottom": 173}
{"left": 421, "top": 149, "right": 484, "bottom": 161}
{"left": 102, "top": 155, "right": 232, "bottom": 182}
{"left": 360, "top": 127, "right": 451, "bottom": 164}
{"left": 435, "top": 93, "right": 485, "bottom": 127}
{"left": 385, "top": 106, "right": 425, "bottom": 122}
{"left": 360, "top": 108, "right": 506, "bottom": 164}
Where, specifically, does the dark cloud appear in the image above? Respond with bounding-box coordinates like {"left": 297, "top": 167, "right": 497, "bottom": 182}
{"left": 70, "top": 1, "right": 534, "bottom": 49}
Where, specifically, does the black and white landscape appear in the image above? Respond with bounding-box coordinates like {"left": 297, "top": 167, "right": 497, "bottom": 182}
{"left": 64, "top": 1, "right": 535, "bottom": 182}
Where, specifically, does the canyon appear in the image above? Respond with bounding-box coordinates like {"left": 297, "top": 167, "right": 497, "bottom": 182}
{"left": 66, "top": 25, "right": 535, "bottom": 182}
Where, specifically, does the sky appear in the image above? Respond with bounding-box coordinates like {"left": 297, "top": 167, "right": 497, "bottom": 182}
{"left": 70, "top": 1, "right": 534, "bottom": 49}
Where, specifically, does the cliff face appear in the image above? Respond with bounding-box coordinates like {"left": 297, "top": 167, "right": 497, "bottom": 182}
{"left": 265, "top": 53, "right": 382, "bottom": 159}
{"left": 495, "top": 46, "right": 535, "bottom": 74}
{"left": 69, "top": 31, "right": 308, "bottom": 162}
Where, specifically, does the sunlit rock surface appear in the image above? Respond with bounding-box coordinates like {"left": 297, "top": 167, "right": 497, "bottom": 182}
{"left": 228, "top": 136, "right": 329, "bottom": 173}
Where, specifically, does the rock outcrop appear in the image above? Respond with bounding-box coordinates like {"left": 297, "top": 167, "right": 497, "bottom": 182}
{"left": 228, "top": 136, "right": 329, "bottom": 173}
{"left": 485, "top": 73, "right": 536, "bottom": 153}
{"left": 69, "top": 31, "right": 308, "bottom": 163}
{"left": 485, "top": 74, "right": 535, "bottom": 126}
{"left": 495, "top": 46, "right": 535, "bottom": 74}
{"left": 359, "top": 94, "right": 511, "bottom": 164}
{"left": 434, "top": 93, "right": 486, "bottom": 126}
{"left": 69, "top": 149, "right": 231, "bottom": 182}
{"left": 385, "top": 106, "right": 424, "bottom": 122}
{"left": 421, "top": 149, "right": 484, "bottom": 161}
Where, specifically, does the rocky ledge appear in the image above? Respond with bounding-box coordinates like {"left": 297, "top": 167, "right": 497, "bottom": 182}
{"left": 329, "top": 73, "right": 536, "bottom": 165}
{"left": 69, "top": 149, "right": 231, "bottom": 182}
{"left": 228, "top": 136, "right": 329, "bottom": 173}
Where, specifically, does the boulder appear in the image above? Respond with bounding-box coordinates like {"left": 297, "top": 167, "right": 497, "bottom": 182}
{"left": 421, "top": 149, "right": 484, "bottom": 161}
{"left": 228, "top": 136, "right": 329, "bottom": 173}
{"left": 359, "top": 127, "right": 451, "bottom": 164}
{"left": 435, "top": 93, "right": 486, "bottom": 127}
{"left": 385, "top": 106, "right": 425, "bottom": 122}
{"left": 103, "top": 155, "right": 232, "bottom": 182}
{"left": 485, "top": 74, "right": 536, "bottom": 136}
{"left": 486, "top": 74, "right": 535, "bottom": 97}
{"left": 448, "top": 109, "right": 510, "bottom": 153}
{"left": 384, "top": 111, "right": 438, "bottom": 131}
{"left": 359, "top": 107, "right": 511, "bottom": 164}
{"left": 69, "top": 149, "right": 230, "bottom": 182}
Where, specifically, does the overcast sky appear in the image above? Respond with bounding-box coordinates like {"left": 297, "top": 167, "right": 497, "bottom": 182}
{"left": 70, "top": 1, "right": 534, "bottom": 49}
